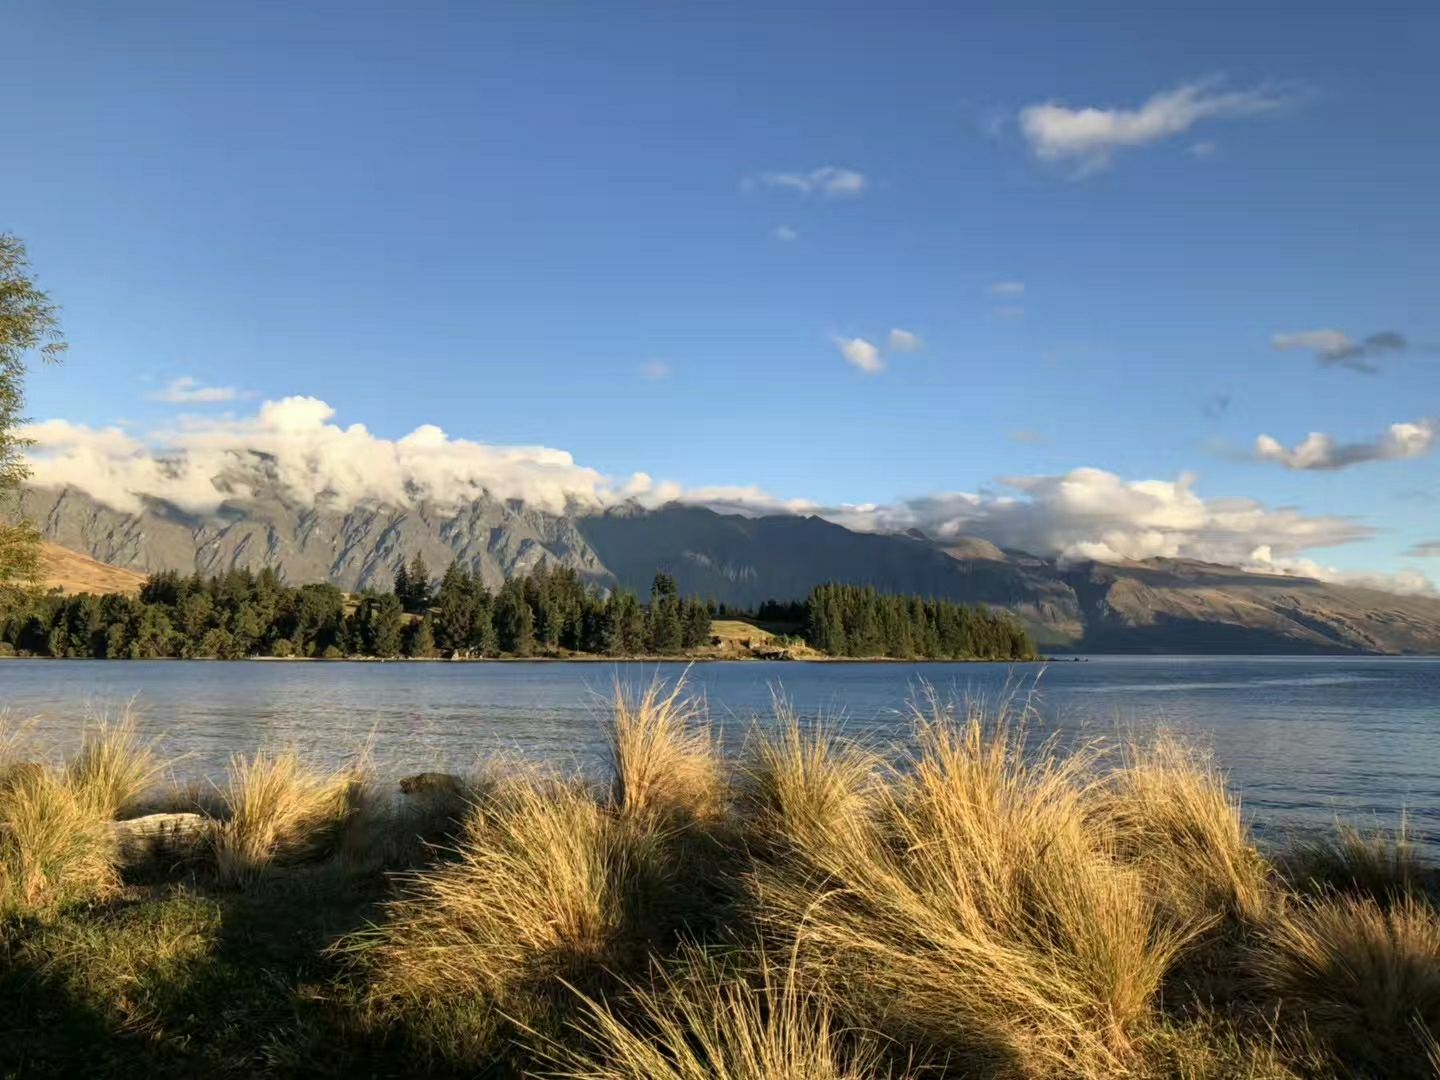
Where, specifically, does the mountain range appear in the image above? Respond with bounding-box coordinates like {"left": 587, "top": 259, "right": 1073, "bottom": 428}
{"left": 18, "top": 483, "right": 1440, "bottom": 655}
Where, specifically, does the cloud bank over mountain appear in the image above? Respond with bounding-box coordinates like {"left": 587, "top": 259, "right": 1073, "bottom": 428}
{"left": 22, "top": 396, "right": 1414, "bottom": 590}
{"left": 23, "top": 397, "right": 642, "bottom": 517}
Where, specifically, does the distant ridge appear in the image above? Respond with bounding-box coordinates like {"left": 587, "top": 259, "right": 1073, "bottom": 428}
{"left": 16, "top": 485, "right": 1440, "bottom": 655}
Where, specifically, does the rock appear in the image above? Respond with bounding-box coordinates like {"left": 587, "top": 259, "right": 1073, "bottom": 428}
{"left": 399, "top": 772, "right": 467, "bottom": 798}
{"left": 108, "top": 812, "right": 211, "bottom": 868}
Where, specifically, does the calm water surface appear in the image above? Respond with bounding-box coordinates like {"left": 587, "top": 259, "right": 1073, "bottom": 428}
{"left": 2, "top": 656, "right": 1436, "bottom": 847}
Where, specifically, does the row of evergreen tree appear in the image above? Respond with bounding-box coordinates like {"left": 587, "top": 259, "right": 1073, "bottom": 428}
{"left": 0, "top": 559, "right": 1035, "bottom": 661}
{"left": 804, "top": 582, "right": 1035, "bottom": 660}
{"left": 0, "top": 561, "right": 714, "bottom": 660}
{"left": 425, "top": 560, "right": 713, "bottom": 658}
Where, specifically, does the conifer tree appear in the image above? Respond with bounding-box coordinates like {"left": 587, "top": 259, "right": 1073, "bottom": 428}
{"left": 393, "top": 560, "right": 410, "bottom": 608}
{"left": 404, "top": 617, "right": 437, "bottom": 658}
{"left": 406, "top": 552, "right": 431, "bottom": 612}
{"left": 434, "top": 561, "right": 476, "bottom": 654}
{"left": 495, "top": 580, "right": 535, "bottom": 656}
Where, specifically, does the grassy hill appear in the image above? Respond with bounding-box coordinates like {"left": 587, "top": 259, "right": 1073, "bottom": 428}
{"left": 702, "top": 618, "right": 821, "bottom": 660}
{"left": 37, "top": 541, "right": 148, "bottom": 596}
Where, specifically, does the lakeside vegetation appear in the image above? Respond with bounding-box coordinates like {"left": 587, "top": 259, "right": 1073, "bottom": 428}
{"left": 0, "top": 557, "right": 1036, "bottom": 661}
{"left": 1, "top": 683, "right": 1437, "bottom": 1078}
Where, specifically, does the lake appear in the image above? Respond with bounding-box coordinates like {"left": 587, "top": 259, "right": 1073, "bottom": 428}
{"left": 2, "top": 656, "right": 1437, "bottom": 849}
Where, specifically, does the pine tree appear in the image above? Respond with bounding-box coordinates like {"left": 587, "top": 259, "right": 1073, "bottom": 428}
{"left": 407, "top": 553, "right": 431, "bottom": 612}
{"left": 495, "top": 581, "right": 535, "bottom": 656}
{"left": 470, "top": 600, "right": 497, "bottom": 656}
{"left": 353, "top": 594, "right": 404, "bottom": 657}
{"left": 404, "top": 617, "right": 437, "bottom": 658}
{"left": 434, "top": 561, "right": 476, "bottom": 655}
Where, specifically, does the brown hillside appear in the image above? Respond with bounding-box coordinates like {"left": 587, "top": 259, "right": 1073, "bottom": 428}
{"left": 38, "top": 541, "right": 148, "bottom": 596}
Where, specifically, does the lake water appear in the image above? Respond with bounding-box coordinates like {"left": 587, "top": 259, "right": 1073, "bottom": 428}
{"left": 2, "top": 656, "right": 1437, "bottom": 849}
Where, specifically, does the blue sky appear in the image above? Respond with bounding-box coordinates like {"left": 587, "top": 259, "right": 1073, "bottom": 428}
{"left": 6, "top": 0, "right": 1439, "bottom": 585}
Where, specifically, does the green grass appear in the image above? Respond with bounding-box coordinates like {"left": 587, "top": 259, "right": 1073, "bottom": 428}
{"left": 0, "top": 678, "right": 1437, "bottom": 1078}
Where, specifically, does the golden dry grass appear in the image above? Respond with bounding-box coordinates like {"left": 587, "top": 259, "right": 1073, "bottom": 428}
{"left": 543, "top": 944, "right": 912, "bottom": 1080}
{"left": 37, "top": 540, "right": 148, "bottom": 597}
{"left": 735, "top": 697, "right": 886, "bottom": 862}
{"left": 751, "top": 694, "right": 1198, "bottom": 1078}
{"left": 212, "top": 750, "right": 364, "bottom": 885}
{"left": 1096, "top": 734, "right": 1275, "bottom": 925}
{"left": 604, "top": 675, "right": 725, "bottom": 829}
{"left": 1258, "top": 893, "right": 1440, "bottom": 1079}
{"left": 66, "top": 704, "right": 168, "bottom": 820}
{"left": 1281, "top": 816, "right": 1428, "bottom": 905}
{"left": 708, "top": 619, "right": 782, "bottom": 646}
{"left": 0, "top": 707, "right": 167, "bottom": 913}
{"left": 3, "top": 676, "right": 1438, "bottom": 1080}
{"left": 358, "top": 770, "right": 683, "bottom": 1064}
{"left": 0, "top": 767, "right": 118, "bottom": 912}
{"left": 1134, "top": 1015, "right": 1330, "bottom": 1080}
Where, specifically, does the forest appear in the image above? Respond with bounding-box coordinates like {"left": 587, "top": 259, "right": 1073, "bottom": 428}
{"left": 804, "top": 582, "right": 1035, "bottom": 660}
{"left": 0, "top": 555, "right": 1034, "bottom": 661}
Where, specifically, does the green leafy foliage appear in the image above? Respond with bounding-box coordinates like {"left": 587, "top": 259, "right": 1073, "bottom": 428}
{"left": 0, "top": 235, "right": 65, "bottom": 585}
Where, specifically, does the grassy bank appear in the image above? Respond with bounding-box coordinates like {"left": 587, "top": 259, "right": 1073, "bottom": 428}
{"left": 1, "top": 689, "right": 1437, "bottom": 1079}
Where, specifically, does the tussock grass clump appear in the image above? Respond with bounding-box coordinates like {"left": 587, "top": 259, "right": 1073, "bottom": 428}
{"left": 545, "top": 944, "right": 911, "bottom": 1080}
{"left": 0, "top": 767, "right": 118, "bottom": 913}
{"left": 212, "top": 751, "right": 365, "bottom": 885}
{"left": 360, "top": 771, "right": 679, "bottom": 1057}
{"left": 0, "top": 710, "right": 143, "bottom": 913}
{"left": 736, "top": 698, "right": 886, "bottom": 862}
{"left": 1258, "top": 893, "right": 1440, "bottom": 1079}
{"left": 605, "top": 676, "right": 725, "bottom": 830}
{"left": 66, "top": 705, "right": 168, "bottom": 820}
{"left": 1281, "top": 818, "right": 1430, "bottom": 905}
{"left": 360, "top": 680, "right": 740, "bottom": 1065}
{"left": 756, "top": 695, "right": 1195, "bottom": 1078}
{"left": 1135, "top": 1015, "right": 1330, "bottom": 1080}
{"left": 1096, "top": 735, "right": 1275, "bottom": 926}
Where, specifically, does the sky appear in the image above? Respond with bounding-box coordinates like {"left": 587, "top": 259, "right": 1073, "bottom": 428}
{"left": 5, "top": 0, "right": 1439, "bottom": 590}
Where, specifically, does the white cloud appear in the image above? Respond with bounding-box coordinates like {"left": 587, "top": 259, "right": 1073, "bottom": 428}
{"left": 26, "top": 403, "right": 1424, "bottom": 594}
{"left": 21, "top": 397, "right": 638, "bottom": 517}
{"left": 817, "top": 468, "right": 1372, "bottom": 570}
{"left": 148, "top": 375, "right": 244, "bottom": 404}
{"left": 886, "top": 328, "right": 922, "bottom": 353}
{"left": 833, "top": 329, "right": 922, "bottom": 374}
{"left": 748, "top": 166, "right": 867, "bottom": 198}
{"left": 1272, "top": 329, "right": 1353, "bottom": 356}
{"left": 993, "top": 306, "right": 1025, "bottom": 320}
{"left": 773, "top": 225, "right": 799, "bottom": 242}
{"left": 1272, "top": 328, "right": 1410, "bottom": 373}
{"left": 1187, "top": 140, "right": 1220, "bottom": 159}
{"left": 1018, "top": 78, "right": 1295, "bottom": 172}
{"left": 1245, "top": 549, "right": 1438, "bottom": 597}
{"left": 1408, "top": 540, "right": 1440, "bottom": 558}
{"left": 1255, "top": 419, "right": 1437, "bottom": 470}
{"left": 835, "top": 336, "right": 884, "bottom": 374}
{"left": 640, "top": 360, "right": 671, "bottom": 380}
{"left": 1341, "top": 569, "right": 1437, "bottom": 597}
{"left": 989, "top": 281, "right": 1025, "bottom": 297}
{"left": 694, "top": 471, "right": 1434, "bottom": 596}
